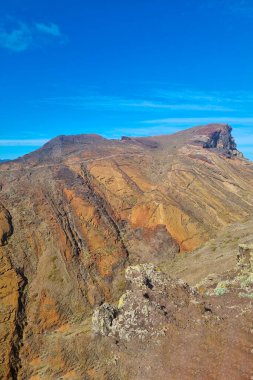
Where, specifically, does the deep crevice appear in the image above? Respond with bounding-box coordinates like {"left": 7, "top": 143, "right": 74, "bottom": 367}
{"left": 80, "top": 165, "right": 130, "bottom": 263}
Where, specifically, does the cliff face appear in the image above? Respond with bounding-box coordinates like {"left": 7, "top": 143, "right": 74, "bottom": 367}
{"left": 0, "top": 124, "right": 253, "bottom": 379}
{"left": 201, "top": 124, "right": 243, "bottom": 158}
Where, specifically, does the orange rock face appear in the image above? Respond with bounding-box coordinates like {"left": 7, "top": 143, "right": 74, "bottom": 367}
{"left": 0, "top": 124, "right": 253, "bottom": 379}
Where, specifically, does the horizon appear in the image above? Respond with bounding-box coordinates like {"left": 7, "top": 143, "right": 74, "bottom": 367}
{"left": 0, "top": 1, "right": 253, "bottom": 160}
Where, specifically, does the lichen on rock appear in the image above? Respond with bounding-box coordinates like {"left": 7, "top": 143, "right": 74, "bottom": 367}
{"left": 92, "top": 303, "right": 117, "bottom": 336}
{"left": 125, "top": 263, "right": 167, "bottom": 291}
{"left": 237, "top": 243, "right": 253, "bottom": 271}
{"left": 92, "top": 263, "right": 198, "bottom": 341}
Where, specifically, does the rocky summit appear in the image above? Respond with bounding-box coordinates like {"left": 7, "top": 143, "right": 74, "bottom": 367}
{"left": 0, "top": 124, "right": 253, "bottom": 379}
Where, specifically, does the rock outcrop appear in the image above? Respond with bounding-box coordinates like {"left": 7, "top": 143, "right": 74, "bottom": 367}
{"left": 93, "top": 264, "right": 200, "bottom": 341}
{"left": 202, "top": 125, "right": 243, "bottom": 158}
{"left": 0, "top": 203, "right": 13, "bottom": 246}
{"left": 237, "top": 243, "right": 253, "bottom": 270}
{"left": 92, "top": 261, "right": 253, "bottom": 380}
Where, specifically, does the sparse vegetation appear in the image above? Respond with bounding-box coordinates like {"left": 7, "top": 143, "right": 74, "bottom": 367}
{"left": 238, "top": 292, "right": 253, "bottom": 299}
{"left": 214, "top": 287, "right": 228, "bottom": 296}
{"left": 214, "top": 280, "right": 230, "bottom": 296}
{"left": 240, "top": 274, "right": 253, "bottom": 289}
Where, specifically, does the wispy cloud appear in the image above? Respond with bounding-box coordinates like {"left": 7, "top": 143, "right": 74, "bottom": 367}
{"left": 152, "top": 89, "right": 253, "bottom": 107}
{"left": 35, "top": 22, "right": 62, "bottom": 37}
{"left": 143, "top": 117, "right": 253, "bottom": 125}
{"left": 107, "top": 122, "right": 253, "bottom": 135}
{"left": 36, "top": 88, "right": 253, "bottom": 113}
{"left": 0, "top": 19, "right": 68, "bottom": 52}
{"left": 38, "top": 94, "right": 232, "bottom": 112}
{"left": 0, "top": 139, "right": 49, "bottom": 146}
{"left": 203, "top": 0, "right": 253, "bottom": 17}
{"left": 226, "top": 0, "right": 253, "bottom": 16}
{"left": 0, "top": 22, "right": 32, "bottom": 52}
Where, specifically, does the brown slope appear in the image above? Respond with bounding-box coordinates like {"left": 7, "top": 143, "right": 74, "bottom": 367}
{"left": 0, "top": 123, "right": 253, "bottom": 379}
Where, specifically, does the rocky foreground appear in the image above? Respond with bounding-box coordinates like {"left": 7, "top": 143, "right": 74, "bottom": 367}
{"left": 0, "top": 124, "right": 253, "bottom": 379}
{"left": 92, "top": 249, "right": 253, "bottom": 380}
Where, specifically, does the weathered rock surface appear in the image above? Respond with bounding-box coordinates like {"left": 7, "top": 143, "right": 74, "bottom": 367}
{"left": 93, "top": 264, "right": 200, "bottom": 341}
{"left": 237, "top": 243, "right": 253, "bottom": 270}
{"left": 0, "top": 251, "right": 25, "bottom": 380}
{"left": 0, "top": 124, "right": 253, "bottom": 379}
{"left": 0, "top": 203, "right": 13, "bottom": 246}
{"left": 92, "top": 262, "right": 253, "bottom": 380}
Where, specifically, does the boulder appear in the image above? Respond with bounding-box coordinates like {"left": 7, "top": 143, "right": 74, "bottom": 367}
{"left": 92, "top": 264, "right": 199, "bottom": 342}
{"left": 237, "top": 244, "right": 253, "bottom": 271}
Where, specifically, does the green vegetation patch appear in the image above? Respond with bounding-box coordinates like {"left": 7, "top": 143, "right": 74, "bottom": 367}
{"left": 214, "top": 280, "right": 230, "bottom": 296}
{"left": 238, "top": 292, "right": 253, "bottom": 299}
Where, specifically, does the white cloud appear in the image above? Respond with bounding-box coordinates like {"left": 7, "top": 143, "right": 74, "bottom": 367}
{"left": 0, "top": 22, "right": 32, "bottom": 52}
{"left": 35, "top": 22, "right": 62, "bottom": 37}
{"left": 38, "top": 95, "right": 231, "bottom": 112}
{"left": 0, "top": 20, "right": 68, "bottom": 52}
{"left": 142, "top": 117, "right": 253, "bottom": 125}
{"left": 37, "top": 88, "right": 253, "bottom": 113}
{"left": 0, "top": 139, "right": 49, "bottom": 146}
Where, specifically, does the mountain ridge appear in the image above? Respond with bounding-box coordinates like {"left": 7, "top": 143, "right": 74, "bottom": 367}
{"left": 1, "top": 123, "right": 245, "bottom": 169}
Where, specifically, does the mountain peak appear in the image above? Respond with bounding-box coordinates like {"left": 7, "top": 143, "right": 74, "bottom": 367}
{"left": 44, "top": 133, "right": 106, "bottom": 147}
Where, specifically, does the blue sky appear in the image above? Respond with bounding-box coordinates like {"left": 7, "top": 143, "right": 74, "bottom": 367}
{"left": 0, "top": 0, "right": 253, "bottom": 160}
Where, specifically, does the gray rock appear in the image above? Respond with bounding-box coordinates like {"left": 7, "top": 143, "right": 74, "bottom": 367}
{"left": 237, "top": 244, "right": 253, "bottom": 271}
{"left": 92, "top": 264, "right": 196, "bottom": 341}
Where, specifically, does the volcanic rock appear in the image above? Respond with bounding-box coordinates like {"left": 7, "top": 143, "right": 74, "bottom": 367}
{"left": 93, "top": 264, "right": 200, "bottom": 341}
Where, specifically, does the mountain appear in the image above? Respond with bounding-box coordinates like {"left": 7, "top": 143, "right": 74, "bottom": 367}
{"left": 0, "top": 124, "right": 253, "bottom": 379}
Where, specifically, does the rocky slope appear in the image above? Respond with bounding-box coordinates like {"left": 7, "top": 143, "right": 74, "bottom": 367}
{"left": 0, "top": 123, "right": 253, "bottom": 379}
{"left": 92, "top": 258, "right": 253, "bottom": 380}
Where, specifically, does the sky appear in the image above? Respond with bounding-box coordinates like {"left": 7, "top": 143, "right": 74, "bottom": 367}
{"left": 0, "top": 0, "right": 253, "bottom": 160}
